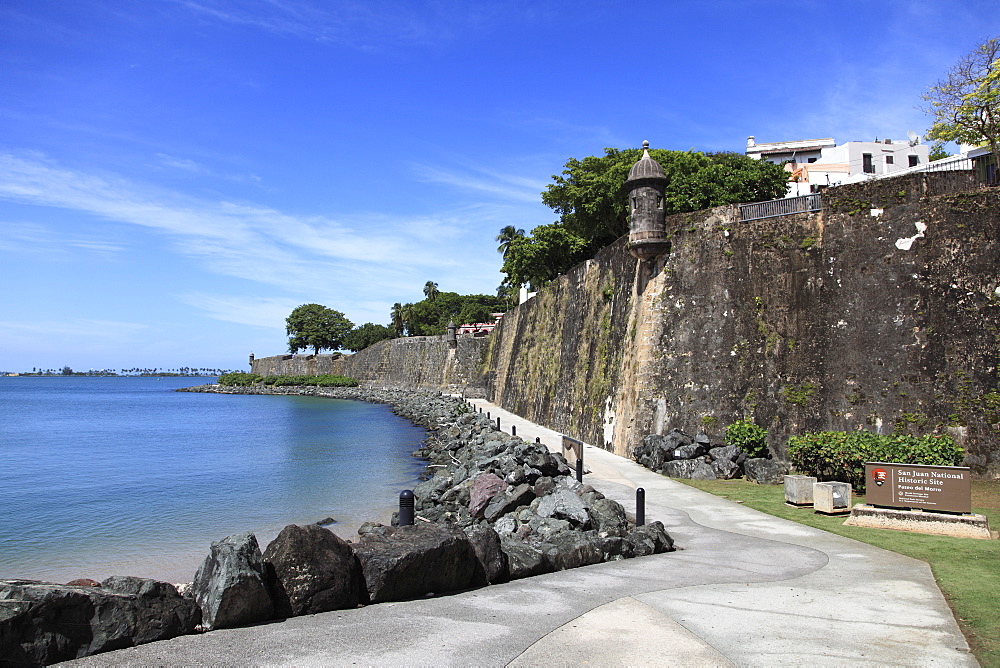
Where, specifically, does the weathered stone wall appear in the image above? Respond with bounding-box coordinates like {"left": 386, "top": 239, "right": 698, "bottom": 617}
{"left": 251, "top": 354, "right": 341, "bottom": 377}
{"left": 252, "top": 335, "right": 491, "bottom": 395}
{"left": 250, "top": 173, "right": 1000, "bottom": 476}
{"left": 484, "top": 175, "right": 1000, "bottom": 476}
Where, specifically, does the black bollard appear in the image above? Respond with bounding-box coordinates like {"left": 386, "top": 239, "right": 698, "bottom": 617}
{"left": 511, "top": 425, "right": 516, "bottom": 436}
{"left": 487, "top": 411, "right": 491, "bottom": 419}
{"left": 399, "top": 490, "right": 415, "bottom": 526}
{"left": 576, "top": 458, "right": 583, "bottom": 483}
{"left": 535, "top": 437, "right": 540, "bottom": 443}
{"left": 496, "top": 417, "right": 501, "bottom": 430}
{"left": 636, "top": 487, "right": 645, "bottom": 526}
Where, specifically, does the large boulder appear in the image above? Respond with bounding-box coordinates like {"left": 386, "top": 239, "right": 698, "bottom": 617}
{"left": 711, "top": 458, "right": 742, "bottom": 480}
{"left": 262, "top": 524, "right": 362, "bottom": 618}
{"left": 353, "top": 524, "right": 477, "bottom": 603}
{"left": 744, "top": 457, "right": 788, "bottom": 485}
{"left": 709, "top": 445, "right": 741, "bottom": 463}
{"left": 626, "top": 521, "right": 676, "bottom": 556}
{"left": 0, "top": 577, "right": 200, "bottom": 666}
{"left": 191, "top": 532, "right": 274, "bottom": 630}
{"left": 535, "top": 489, "right": 590, "bottom": 527}
{"left": 540, "top": 531, "right": 604, "bottom": 571}
{"left": 661, "top": 459, "right": 716, "bottom": 480}
{"left": 468, "top": 473, "right": 507, "bottom": 518}
{"left": 464, "top": 525, "right": 509, "bottom": 585}
{"left": 499, "top": 538, "right": 550, "bottom": 580}
{"left": 588, "top": 497, "right": 630, "bottom": 537}
{"left": 673, "top": 443, "right": 709, "bottom": 460}
{"left": 483, "top": 483, "right": 535, "bottom": 522}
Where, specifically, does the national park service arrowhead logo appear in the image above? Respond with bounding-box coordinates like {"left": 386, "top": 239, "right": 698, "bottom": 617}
{"left": 871, "top": 468, "right": 888, "bottom": 487}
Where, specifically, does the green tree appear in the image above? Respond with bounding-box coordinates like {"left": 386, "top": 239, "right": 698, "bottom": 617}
{"left": 423, "top": 281, "right": 440, "bottom": 302}
{"left": 495, "top": 225, "right": 526, "bottom": 258}
{"left": 389, "top": 302, "right": 405, "bottom": 336}
{"left": 343, "top": 323, "right": 394, "bottom": 352}
{"left": 399, "top": 291, "right": 505, "bottom": 336}
{"left": 507, "top": 146, "right": 788, "bottom": 289}
{"left": 540, "top": 147, "right": 788, "bottom": 252}
{"left": 922, "top": 37, "right": 1000, "bottom": 168}
{"left": 927, "top": 140, "right": 952, "bottom": 161}
{"left": 500, "top": 223, "right": 591, "bottom": 291}
{"left": 285, "top": 303, "right": 354, "bottom": 354}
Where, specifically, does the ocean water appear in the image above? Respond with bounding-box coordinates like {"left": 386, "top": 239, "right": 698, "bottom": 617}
{"left": 0, "top": 376, "right": 427, "bottom": 584}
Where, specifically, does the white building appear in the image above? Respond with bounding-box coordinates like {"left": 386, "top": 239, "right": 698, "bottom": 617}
{"left": 746, "top": 135, "right": 931, "bottom": 197}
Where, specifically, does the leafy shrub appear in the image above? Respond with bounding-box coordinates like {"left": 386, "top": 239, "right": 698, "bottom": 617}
{"left": 725, "top": 419, "right": 769, "bottom": 458}
{"left": 787, "top": 431, "right": 964, "bottom": 492}
{"left": 218, "top": 372, "right": 262, "bottom": 386}
{"left": 260, "top": 374, "right": 359, "bottom": 387}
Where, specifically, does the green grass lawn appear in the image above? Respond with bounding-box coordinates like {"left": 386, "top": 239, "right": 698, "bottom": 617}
{"left": 678, "top": 478, "right": 1000, "bottom": 667}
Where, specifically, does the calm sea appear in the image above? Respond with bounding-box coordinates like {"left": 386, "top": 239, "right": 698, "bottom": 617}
{"left": 0, "top": 376, "right": 427, "bottom": 584}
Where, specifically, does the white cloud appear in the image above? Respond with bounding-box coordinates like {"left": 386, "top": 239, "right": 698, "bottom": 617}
{"left": 177, "top": 293, "right": 298, "bottom": 329}
{"left": 0, "top": 318, "right": 149, "bottom": 348}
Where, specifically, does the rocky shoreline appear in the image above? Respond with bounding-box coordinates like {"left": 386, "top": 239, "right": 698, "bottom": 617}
{"left": 1, "top": 385, "right": 674, "bottom": 666}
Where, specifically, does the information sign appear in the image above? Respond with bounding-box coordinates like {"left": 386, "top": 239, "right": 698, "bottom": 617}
{"left": 864, "top": 462, "right": 971, "bottom": 513}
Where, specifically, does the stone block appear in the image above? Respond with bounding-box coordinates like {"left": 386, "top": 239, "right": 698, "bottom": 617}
{"left": 844, "top": 504, "right": 993, "bottom": 539}
{"left": 784, "top": 475, "right": 818, "bottom": 505}
{"left": 813, "top": 482, "right": 851, "bottom": 514}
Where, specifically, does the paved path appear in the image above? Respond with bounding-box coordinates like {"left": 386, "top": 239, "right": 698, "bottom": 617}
{"left": 69, "top": 399, "right": 976, "bottom": 666}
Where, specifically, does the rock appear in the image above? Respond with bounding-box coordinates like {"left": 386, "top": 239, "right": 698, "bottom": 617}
{"left": 0, "top": 577, "right": 200, "bottom": 665}
{"left": 536, "top": 488, "right": 591, "bottom": 527}
{"left": 711, "top": 458, "right": 741, "bottom": 480}
{"left": 540, "top": 531, "right": 604, "bottom": 571}
{"left": 663, "top": 428, "right": 694, "bottom": 449}
{"left": 499, "top": 538, "right": 550, "bottom": 580}
{"left": 413, "top": 472, "right": 454, "bottom": 510}
{"left": 694, "top": 432, "right": 711, "bottom": 446}
{"left": 65, "top": 579, "right": 100, "bottom": 587}
{"left": 744, "top": 457, "right": 788, "bottom": 485}
{"left": 661, "top": 459, "right": 716, "bottom": 480}
{"left": 468, "top": 473, "right": 507, "bottom": 518}
{"left": 353, "top": 524, "right": 477, "bottom": 603}
{"left": 262, "top": 524, "right": 362, "bottom": 618}
{"left": 483, "top": 483, "right": 535, "bottom": 522}
{"left": 314, "top": 517, "right": 337, "bottom": 526}
{"left": 532, "top": 476, "right": 555, "bottom": 497}
{"left": 99, "top": 576, "right": 202, "bottom": 644}
{"left": 464, "top": 526, "right": 509, "bottom": 585}
{"left": 626, "top": 521, "right": 675, "bottom": 556}
{"left": 588, "top": 497, "right": 630, "bottom": 537}
{"left": 673, "top": 443, "right": 708, "bottom": 460}
{"left": 709, "top": 445, "right": 741, "bottom": 463}
{"left": 191, "top": 532, "right": 274, "bottom": 631}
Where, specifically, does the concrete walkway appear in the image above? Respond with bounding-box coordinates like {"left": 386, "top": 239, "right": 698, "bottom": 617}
{"left": 68, "top": 399, "right": 976, "bottom": 666}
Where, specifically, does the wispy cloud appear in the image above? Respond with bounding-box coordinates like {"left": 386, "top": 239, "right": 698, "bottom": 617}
{"left": 177, "top": 293, "right": 298, "bottom": 329}
{"left": 0, "top": 221, "right": 126, "bottom": 256}
{"left": 171, "top": 0, "right": 503, "bottom": 51}
{"left": 0, "top": 151, "right": 506, "bottom": 322}
{"left": 412, "top": 163, "right": 547, "bottom": 203}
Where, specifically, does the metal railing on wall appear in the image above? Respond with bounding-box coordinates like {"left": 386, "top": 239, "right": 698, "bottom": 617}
{"left": 739, "top": 193, "right": 822, "bottom": 222}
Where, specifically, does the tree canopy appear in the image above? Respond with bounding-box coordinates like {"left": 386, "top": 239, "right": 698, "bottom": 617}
{"left": 398, "top": 291, "right": 505, "bottom": 336}
{"left": 286, "top": 303, "right": 354, "bottom": 354}
{"left": 922, "top": 37, "right": 1000, "bottom": 165}
{"left": 500, "top": 147, "right": 788, "bottom": 290}
{"left": 342, "top": 322, "right": 394, "bottom": 352}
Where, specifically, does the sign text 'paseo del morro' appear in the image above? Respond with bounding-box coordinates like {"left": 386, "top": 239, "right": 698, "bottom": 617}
{"left": 864, "top": 463, "right": 972, "bottom": 514}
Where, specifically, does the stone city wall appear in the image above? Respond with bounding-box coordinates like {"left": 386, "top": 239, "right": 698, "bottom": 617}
{"left": 252, "top": 334, "right": 490, "bottom": 396}
{"left": 252, "top": 173, "right": 1000, "bottom": 476}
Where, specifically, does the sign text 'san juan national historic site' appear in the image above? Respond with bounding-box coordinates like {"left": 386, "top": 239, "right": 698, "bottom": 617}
{"left": 865, "top": 463, "right": 972, "bottom": 513}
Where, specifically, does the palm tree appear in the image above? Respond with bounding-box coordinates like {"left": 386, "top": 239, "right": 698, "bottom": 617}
{"left": 423, "top": 281, "right": 439, "bottom": 302}
{"left": 390, "top": 303, "right": 404, "bottom": 336}
{"left": 496, "top": 225, "right": 526, "bottom": 258}
{"left": 401, "top": 303, "right": 414, "bottom": 336}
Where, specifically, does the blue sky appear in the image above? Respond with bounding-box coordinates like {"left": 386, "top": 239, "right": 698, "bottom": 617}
{"left": 1, "top": 1, "right": 998, "bottom": 372}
